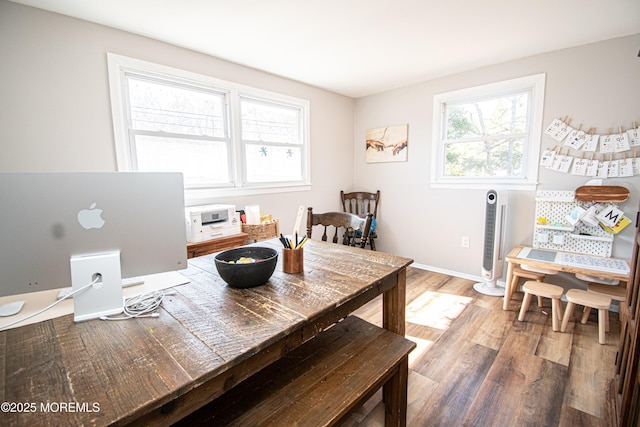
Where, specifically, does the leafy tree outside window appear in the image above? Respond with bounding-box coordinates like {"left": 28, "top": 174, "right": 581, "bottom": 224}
{"left": 431, "top": 74, "right": 546, "bottom": 190}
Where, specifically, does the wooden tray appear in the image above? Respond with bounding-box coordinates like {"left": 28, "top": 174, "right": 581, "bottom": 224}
{"left": 574, "top": 186, "right": 630, "bottom": 202}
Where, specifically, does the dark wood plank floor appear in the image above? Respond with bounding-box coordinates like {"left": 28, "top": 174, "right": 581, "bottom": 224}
{"left": 346, "top": 267, "right": 619, "bottom": 427}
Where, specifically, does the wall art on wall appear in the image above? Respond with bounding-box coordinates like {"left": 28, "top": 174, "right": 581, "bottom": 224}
{"left": 365, "top": 124, "right": 408, "bottom": 163}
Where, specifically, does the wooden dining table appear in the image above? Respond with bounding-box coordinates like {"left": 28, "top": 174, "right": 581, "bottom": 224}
{"left": 1, "top": 238, "right": 413, "bottom": 426}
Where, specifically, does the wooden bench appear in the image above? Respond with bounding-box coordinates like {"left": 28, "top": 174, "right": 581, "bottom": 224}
{"left": 176, "top": 315, "right": 416, "bottom": 426}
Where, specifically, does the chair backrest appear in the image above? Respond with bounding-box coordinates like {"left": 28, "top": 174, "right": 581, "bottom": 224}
{"left": 306, "top": 208, "right": 372, "bottom": 248}
{"left": 340, "top": 190, "right": 380, "bottom": 218}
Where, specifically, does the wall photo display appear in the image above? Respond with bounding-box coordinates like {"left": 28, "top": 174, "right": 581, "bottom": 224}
{"left": 541, "top": 117, "right": 640, "bottom": 179}
{"left": 365, "top": 124, "right": 408, "bottom": 163}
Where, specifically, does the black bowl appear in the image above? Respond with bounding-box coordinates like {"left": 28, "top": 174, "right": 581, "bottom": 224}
{"left": 214, "top": 247, "right": 278, "bottom": 288}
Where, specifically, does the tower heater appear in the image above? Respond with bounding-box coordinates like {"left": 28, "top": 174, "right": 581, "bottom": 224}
{"left": 473, "top": 190, "right": 508, "bottom": 296}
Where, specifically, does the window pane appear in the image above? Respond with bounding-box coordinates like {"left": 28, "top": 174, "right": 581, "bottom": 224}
{"left": 245, "top": 144, "right": 302, "bottom": 183}
{"left": 445, "top": 92, "right": 529, "bottom": 140}
{"left": 134, "top": 135, "right": 230, "bottom": 186}
{"left": 241, "top": 98, "right": 300, "bottom": 144}
{"left": 128, "top": 77, "right": 226, "bottom": 137}
{"left": 444, "top": 138, "right": 524, "bottom": 177}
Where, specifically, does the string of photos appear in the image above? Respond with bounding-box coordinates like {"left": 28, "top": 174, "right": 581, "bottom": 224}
{"left": 540, "top": 116, "right": 640, "bottom": 179}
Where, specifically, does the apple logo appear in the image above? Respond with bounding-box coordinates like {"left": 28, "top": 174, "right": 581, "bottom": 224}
{"left": 77, "top": 202, "right": 106, "bottom": 230}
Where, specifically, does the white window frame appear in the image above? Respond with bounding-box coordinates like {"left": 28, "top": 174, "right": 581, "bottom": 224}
{"left": 431, "top": 74, "right": 546, "bottom": 191}
{"left": 107, "top": 53, "right": 311, "bottom": 202}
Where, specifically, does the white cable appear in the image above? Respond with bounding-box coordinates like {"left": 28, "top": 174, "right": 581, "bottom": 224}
{"left": 100, "top": 290, "right": 172, "bottom": 321}
{"left": 0, "top": 276, "right": 101, "bottom": 331}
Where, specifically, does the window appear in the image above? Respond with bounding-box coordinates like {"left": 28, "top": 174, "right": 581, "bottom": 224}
{"left": 240, "top": 96, "right": 305, "bottom": 184}
{"left": 107, "top": 54, "right": 310, "bottom": 199}
{"left": 431, "top": 74, "right": 545, "bottom": 190}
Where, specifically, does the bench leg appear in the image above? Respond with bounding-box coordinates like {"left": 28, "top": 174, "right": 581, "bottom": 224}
{"left": 581, "top": 306, "right": 592, "bottom": 324}
{"left": 383, "top": 355, "right": 409, "bottom": 427}
{"left": 561, "top": 301, "right": 576, "bottom": 332}
{"left": 518, "top": 292, "right": 533, "bottom": 322}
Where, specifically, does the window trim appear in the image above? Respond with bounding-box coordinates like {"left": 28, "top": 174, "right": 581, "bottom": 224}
{"left": 430, "top": 73, "right": 546, "bottom": 191}
{"left": 107, "top": 53, "right": 311, "bottom": 202}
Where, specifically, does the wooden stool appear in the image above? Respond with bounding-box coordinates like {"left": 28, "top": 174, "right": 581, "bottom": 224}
{"left": 575, "top": 273, "right": 623, "bottom": 323}
{"left": 587, "top": 282, "right": 626, "bottom": 301}
{"left": 581, "top": 282, "right": 626, "bottom": 321}
{"left": 561, "top": 289, "right": 612, "bottom": 344}
{"left": 518, "top": 281, "right": 564, "bottom": 331}
{"left": 508, "top": 266, "right": 546, "bottom": 307}
{"left": 575, "top": 273, "right": 619, "bottom": 286}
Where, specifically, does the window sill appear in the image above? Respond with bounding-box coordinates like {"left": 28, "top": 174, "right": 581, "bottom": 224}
{"left": 185, "top": 184, "right": 312, "bottom": 205}
{"left": 430, "top": 181, "right": 538, "bottom": 191}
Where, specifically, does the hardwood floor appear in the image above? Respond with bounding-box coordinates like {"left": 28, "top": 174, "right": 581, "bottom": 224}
{"left": 346, "top": 267, "right": 619, "bottom": 427}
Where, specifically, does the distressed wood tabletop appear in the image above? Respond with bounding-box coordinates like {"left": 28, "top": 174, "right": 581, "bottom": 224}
{"left": 0, "top": 238, "right": 412, "bottom": 426}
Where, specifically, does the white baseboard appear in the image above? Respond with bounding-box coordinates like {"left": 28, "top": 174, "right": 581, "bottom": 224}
{"left": 410, "top": 262, "right": 507, "bottom": 287}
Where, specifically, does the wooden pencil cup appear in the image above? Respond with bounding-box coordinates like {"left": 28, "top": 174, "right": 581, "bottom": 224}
{"left": 282, "top": 248, "right": 304, "bottom": 273}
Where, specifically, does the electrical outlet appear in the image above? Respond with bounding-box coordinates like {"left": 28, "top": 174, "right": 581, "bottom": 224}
{"left": 461, "top": 236, "right": 470, "bottom": 248}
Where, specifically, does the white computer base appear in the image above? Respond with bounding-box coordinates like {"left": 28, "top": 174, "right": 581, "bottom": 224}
{"left": 473, "top": 280, "right": 505, "bottom": 297}
{"left": 69, "top": 251, "right": 124, "bottom": 322}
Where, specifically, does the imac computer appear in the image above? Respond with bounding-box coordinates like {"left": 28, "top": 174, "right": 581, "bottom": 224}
{"left": 0, "top": 172, "right": 188, "bottom": 322}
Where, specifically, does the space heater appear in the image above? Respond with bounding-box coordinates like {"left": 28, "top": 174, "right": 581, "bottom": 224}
{"left": 473, "top": 189, "right": 508, "bottom": 296}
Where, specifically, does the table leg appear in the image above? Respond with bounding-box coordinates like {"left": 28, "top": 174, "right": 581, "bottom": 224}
{"left": 503, "top": 261, "right": 515, "bottom": 311}
{"left": 382, "top": 267, "right": 408, "bottom": 425}
{"left": 383, "top": 267, "right": 406, "bottom": 336}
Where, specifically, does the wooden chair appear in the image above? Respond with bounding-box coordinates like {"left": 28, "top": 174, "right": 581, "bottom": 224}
{"left": 340, "top": 190, "right": 380, "bottom": 250}
{"left": 306, "top": 208, "right": 372, "bottom": 249}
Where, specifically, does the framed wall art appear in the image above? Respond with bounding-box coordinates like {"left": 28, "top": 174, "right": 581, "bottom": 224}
{"left": 365, "top": 124, "right": 408, "bottom": 163}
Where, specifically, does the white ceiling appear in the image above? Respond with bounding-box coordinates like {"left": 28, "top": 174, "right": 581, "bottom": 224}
{"left": 10, "top": 0, "right": 640, "bottom": 98}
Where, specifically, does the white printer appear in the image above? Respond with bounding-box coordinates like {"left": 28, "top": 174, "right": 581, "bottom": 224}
{"left": 185, "top": 204, "right": 241, "bottom": 243}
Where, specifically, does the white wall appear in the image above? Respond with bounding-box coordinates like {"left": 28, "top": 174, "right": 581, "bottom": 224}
{"left": 0, "top": 0, "right": 355, "bottom": 234}
{"left": 354, "top": 34, "right": 640, "bottom": 279}
{"left": 2, "top": 1, "right": 639, "bottom": 282}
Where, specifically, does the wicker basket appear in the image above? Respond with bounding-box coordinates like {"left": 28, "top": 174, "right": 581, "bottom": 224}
{"left": 242, "top": 219, "right": 280, "bottom": 242}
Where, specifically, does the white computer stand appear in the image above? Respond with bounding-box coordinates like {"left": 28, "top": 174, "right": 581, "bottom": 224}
{"left": 69, "top": 251, "right": 124, "bottom": 322}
